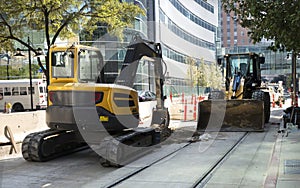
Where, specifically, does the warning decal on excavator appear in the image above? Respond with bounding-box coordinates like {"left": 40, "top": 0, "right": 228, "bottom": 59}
{"left": 100, "top": 116, "right": 109, "bottom": 122}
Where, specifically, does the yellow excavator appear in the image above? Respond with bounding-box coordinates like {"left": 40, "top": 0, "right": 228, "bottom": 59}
{"left": 197, "top": 52, "right": 270, "bottom": 132}
{"left": 22, "top": 35, "right": 170, "bottom": 165}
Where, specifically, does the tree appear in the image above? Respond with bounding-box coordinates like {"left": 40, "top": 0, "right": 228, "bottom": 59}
{"left": 186, "top": 57, "right": 223, "bottom": 90}
{"left": 222, "top": 0, "right": 300, "bottom": 53}
{"left": 222, "top": 0, "right": 300, "bottom": 103}
{"left": 0, "top": 0, "right": 144, "bottom": 81}
{"left": 186, "top": 57, "right": 199, "bottom": 87}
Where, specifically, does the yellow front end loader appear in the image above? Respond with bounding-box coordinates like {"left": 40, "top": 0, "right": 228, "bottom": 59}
{"left": 197, "top": 53, "right": 270, "bottom": 132}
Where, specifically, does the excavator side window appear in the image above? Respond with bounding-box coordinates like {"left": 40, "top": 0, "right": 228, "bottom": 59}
{"left": 78, "top": 50, "right": 103, "bottom": 83}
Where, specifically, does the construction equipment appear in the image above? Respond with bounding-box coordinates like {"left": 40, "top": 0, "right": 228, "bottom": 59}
{"left": 197, "top": 52, "right": 270, "bottom": 132}
{"left": 22, "top": 35, "right": 170, "bottom": 166}
{"left": 268, "top": 82, "right": 285, "bottom": 107}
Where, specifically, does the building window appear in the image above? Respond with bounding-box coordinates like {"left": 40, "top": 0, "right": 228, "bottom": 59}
{"left": 227, "top": 40, "right": 231, "bottom": 46}
{"left": 160, "top": 9, "right": 215, "bottom": 51}
{"left": 241, "top": 39, "right": 245, "bottom": 45}
{"left": 169, "top": 0, "right": 216, "bottom": 33}
{"left": 194, "top": 0, "right": 214, "bottom": 13}
{"left": 226, "top": 16, "right": 231, "bottom": 22}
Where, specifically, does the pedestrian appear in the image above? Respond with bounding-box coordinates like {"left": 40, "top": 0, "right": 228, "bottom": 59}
{"left": 6, "top": 102, "right": 12, "bottom": 113}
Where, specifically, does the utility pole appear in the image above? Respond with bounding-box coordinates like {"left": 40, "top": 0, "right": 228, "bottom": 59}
{"left": 28, "top": 36, "right": 33, "bottom": 110}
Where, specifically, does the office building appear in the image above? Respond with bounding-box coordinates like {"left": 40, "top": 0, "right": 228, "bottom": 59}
{"left": 147, "top": 0, "right": 219, "bottom": 93}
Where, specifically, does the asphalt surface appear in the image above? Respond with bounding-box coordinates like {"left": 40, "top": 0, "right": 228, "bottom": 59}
{"left": 0, "top": 100, "right": 297, "bottom": 188}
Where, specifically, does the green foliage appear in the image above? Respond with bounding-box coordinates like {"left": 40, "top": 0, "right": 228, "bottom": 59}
{"left": 186, "top": 57, "right": 223, "bottom": 90}
{"left": 0, "top": 0, "right": 144, "bottom": 80}
{"left": 0, "top": 64, "right": 41, "bottom": 80}
{"left": 222, "top": 0, "right": 300, "bottom": 53}
{"left": 186, "top": 57, "right": 199, "bottom": 87}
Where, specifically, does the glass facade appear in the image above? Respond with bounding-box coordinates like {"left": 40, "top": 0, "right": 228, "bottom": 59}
{"left": 221, "top": 45, "right": 297, "bottom": 80}
{"left": 194, "top": 0, "right": 214, "bottom": 13}
{"left": 123, "top": 0, "right": 148, "bottom": 37}
{"left": 169, "top": 0, "right": 216, "bottom": 32}
{"left": 160, "top": 9, "right": 215, "bottom": 50}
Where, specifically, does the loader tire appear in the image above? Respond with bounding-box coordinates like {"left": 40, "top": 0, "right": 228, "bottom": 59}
{"left": 252, "top": 91, "right": 270, "bottom": 123}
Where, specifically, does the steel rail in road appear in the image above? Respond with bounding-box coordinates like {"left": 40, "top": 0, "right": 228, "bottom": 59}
{"left": 192, "top": 132, "right": 249, "bottom": 188}
{"left": 104, "top": 142, "right": 192, "bottom": 188}
{"left": 103, "top": 132, "right": 249, "bottom": 188}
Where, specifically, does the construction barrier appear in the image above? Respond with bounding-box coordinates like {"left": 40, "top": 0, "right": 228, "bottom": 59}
{"left": 167, "top": 94, "right": 204, "bottom": 121}
{"left": 138, "top": 101, "right": 157, "bottom": 127}
{"left": 272, "top": 94, "right": 275, "bottom": 108}
{"left": 184, "top": 99, "right": 187, "bottom": 121}
{"left": 0, "top": 111, "right": 48, "bottom": 144}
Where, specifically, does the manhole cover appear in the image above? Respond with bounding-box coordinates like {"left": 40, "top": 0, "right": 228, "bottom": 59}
{"left": 284, "top": 160, "right": 300, "bottom": 174}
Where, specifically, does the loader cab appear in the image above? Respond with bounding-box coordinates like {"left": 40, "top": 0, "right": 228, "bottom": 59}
{"left": 225, "top": 53, "right": 265, "bottom": 98}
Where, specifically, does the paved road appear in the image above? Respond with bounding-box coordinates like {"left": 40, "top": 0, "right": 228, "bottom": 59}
{"left": 0, "top": 106, "right": 286, "bottom": 188}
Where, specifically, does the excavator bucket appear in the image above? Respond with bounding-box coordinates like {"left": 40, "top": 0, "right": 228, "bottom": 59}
{"left": 197, "top": 100, "right": 265, "bottom": 132}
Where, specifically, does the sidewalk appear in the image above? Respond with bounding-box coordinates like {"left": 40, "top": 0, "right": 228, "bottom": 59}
{"left": 268, "top": 98, "right": 300, "bottom": 187}
{"left": 276, "top": 128, "right": 300, "bottom": 188}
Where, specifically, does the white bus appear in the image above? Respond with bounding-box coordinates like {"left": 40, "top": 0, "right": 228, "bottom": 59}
{"left": 0, "top": 79, "right": 47, "bottom": 112}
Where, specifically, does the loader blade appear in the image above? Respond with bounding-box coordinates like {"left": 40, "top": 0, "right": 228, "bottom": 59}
{"left": 197, "top": 100, "right": 264, "bottom": 132}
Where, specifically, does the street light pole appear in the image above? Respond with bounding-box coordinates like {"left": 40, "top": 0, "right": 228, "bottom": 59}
{"left": 14, "top": 38, "right": 44, "bottom": 111}
{"left": 28, "top": 36, "right": 33, "bottom": 110}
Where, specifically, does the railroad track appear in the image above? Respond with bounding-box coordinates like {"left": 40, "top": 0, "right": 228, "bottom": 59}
{"left": 103, "top": 132, "right": 249, "bottom": 188}
{"left": 192, "top": 132, "right": 249, "bottom": 188}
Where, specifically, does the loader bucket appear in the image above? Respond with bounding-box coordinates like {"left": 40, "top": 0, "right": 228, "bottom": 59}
{"left": 197, "top": 100, "right": 264, "bottom": 132}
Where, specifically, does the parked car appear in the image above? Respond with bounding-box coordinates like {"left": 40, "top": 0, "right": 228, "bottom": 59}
{"left": 138, "top": 90, "right": 156, "bottom": 102}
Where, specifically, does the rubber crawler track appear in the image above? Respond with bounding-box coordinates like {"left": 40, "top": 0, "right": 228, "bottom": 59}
{"left": 22, "top": 129, "right": 88, "bottom": 162}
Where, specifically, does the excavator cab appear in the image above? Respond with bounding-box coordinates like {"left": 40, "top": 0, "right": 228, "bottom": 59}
{"left": 46, "top": 36, "right": 168, "bottom": 132}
